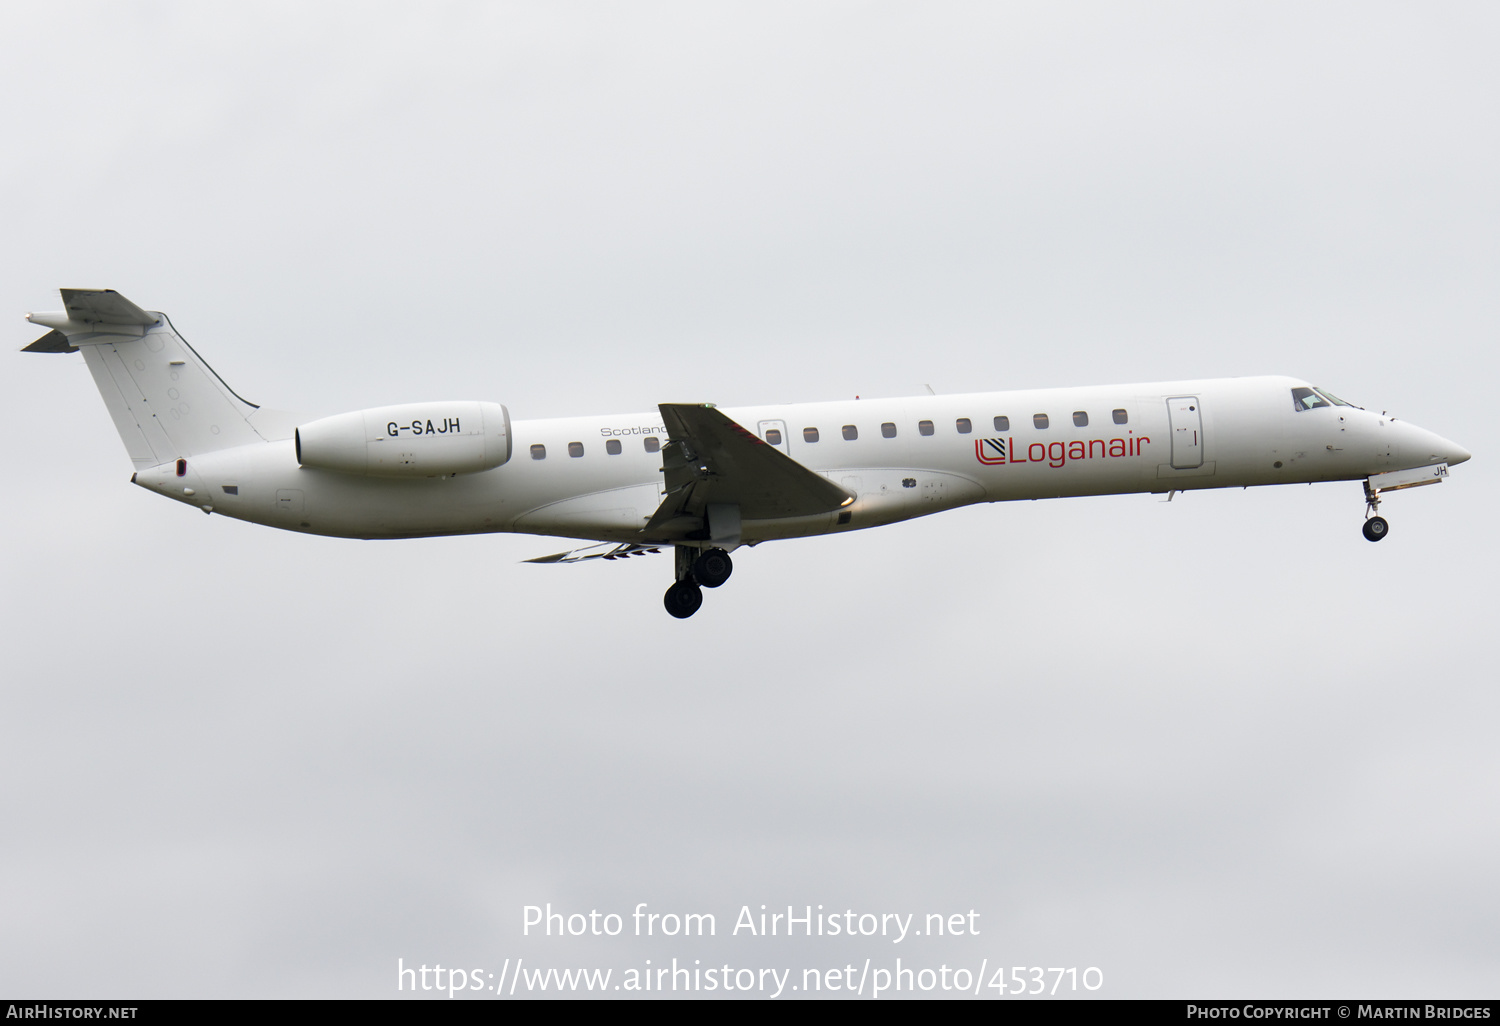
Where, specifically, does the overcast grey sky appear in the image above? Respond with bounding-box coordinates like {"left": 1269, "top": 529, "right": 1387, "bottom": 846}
{"left": 3, "top": 1, "right": 1496, "bottom": 999}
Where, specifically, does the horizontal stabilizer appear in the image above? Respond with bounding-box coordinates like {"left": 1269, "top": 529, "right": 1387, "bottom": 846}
{"left": 22, "top": 329, "right": 78, "bottom": 353}
{"left": 60, "top": 288, "right": 157, "bottom": 326}
{"left": 524, "top": 542, "right": 664, "bottom": 564}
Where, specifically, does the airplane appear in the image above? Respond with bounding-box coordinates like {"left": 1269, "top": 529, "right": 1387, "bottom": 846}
{"left": 24, "top": 288, "right": 1472, "bottom": 619}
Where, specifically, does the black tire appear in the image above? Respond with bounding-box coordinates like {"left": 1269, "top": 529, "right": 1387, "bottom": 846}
{"left": 692, "top": 548, "right": 734, "bottom": 588}
{"left": 1362, "top": 516, "right": 1389, "bottom": 542}
{"left": 664, "top": 580, "right": 704, "bottom": 618}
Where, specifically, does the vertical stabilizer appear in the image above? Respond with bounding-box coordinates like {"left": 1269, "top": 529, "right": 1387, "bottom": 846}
{"left": 24, "top": 289, "right": 267, "bottom": 468}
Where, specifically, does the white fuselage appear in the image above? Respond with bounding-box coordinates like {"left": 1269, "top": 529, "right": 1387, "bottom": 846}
{"left": 129, "top": 375, "right": 1467, "bottom": 546}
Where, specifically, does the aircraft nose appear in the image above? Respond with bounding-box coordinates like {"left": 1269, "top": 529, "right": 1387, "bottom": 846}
{"left": 1392, "top": 420, "right": 1471, "bottom": 468}
{"left": 1416, "top": 426, "right": 1471, "bottom": 466}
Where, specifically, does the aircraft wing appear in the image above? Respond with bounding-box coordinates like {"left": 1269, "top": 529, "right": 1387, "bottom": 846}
{"left": 524, "top": 541, "right": 663, "bottom": 564}
{"left": 641, "top": 403, "right": 852, "bottom": 541}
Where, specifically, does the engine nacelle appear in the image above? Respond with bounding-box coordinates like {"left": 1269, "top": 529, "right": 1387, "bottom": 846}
{"left": 295, "top": 401, "right": 511, "bottom": 477}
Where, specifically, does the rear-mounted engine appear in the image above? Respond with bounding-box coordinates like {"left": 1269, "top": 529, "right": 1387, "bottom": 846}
{"left": 295, "top": 401, "right": 511, "bottom": 477}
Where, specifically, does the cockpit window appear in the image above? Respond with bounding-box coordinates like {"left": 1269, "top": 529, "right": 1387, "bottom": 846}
{"left": 1291, "top": 387, "right": 1332, "bottom": 412}
{"left": 1314, "top": 388, "right": 1352, "bottom": 407}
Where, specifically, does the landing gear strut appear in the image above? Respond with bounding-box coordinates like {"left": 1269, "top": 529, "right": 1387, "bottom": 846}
{"left": 662, "top": 546, "right": 736, "bottom": 618}
{"left": 1362, "top": 480, "right": 1390, "bottom": 543}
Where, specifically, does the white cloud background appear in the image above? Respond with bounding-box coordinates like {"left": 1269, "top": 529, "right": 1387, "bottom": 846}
{"left": 2, "top": 0, "right": 1496, "bottom": 999}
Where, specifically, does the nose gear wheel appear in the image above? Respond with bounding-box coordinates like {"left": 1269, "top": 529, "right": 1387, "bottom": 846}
{"left": 1361, "top": 480, "right": 1389, "bottom": 542}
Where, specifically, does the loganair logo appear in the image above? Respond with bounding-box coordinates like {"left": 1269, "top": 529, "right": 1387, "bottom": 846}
{"left": 977, "top": 433, "right": 1151, "bottom": 468}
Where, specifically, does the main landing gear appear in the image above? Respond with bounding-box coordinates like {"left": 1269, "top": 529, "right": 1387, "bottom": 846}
{"left": 1361, "top": 480, "right": 1389, "bottom": 543}
{"left": 664, "top": 579, "right": 703, "bottom": 618}
{"left": 691, "top": 548, "right": 733, "bottom": 588}
{"left": 662, "top": 546, "right": 734, "bottom": 619}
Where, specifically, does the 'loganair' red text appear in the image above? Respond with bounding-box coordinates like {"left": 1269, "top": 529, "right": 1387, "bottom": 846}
{"left": 976, "top": 435, "right": 1151, "bottom": 468}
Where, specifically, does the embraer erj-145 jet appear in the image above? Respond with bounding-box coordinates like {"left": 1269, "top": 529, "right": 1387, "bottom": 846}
{"left": 26, "top": 289, "right": 1471, "bottom": 619}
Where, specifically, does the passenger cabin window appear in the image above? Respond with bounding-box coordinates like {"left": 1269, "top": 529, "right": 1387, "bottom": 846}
{"left": 956, "top": 418, "right": 972, "bottom": 434}
{"left": 843, "top": 424, "right": 859, "bottom": 441}
{"left": 881, "top": 422, "right": 897, "bottom": 438}
{"left": 918, "top": 420, "right": 934, "bottom": 436}
{"left": 530, "top": 444, "right": 547, "bottom": 460}
{"left": 1073, "top": 411, "right": 1088, "bottom": 427}
{"left": 1291, "top": 387, "right": 1332, "bottom": 412}
{"left": 804, "top": 427, "right": 820, "bottom": 443}
{"left": 994, "top": 416, "right": 1009, "bottom": 431}
{"left": 644, "top": 436, "right": 660, "bottom": 453}
{"left": 605, "top": 439, "right": 622, "bottom": 455}
{"left": 1113, "top": 408, "right": 1128, "bottom": 425}
{"left": 765, "top": 428, "right": 783, "bottom": 445}
{"left": 1033, "top": 414, "right": 1049, "bottom": 429}
{"left": 568, "top": 441, "right": 585, "bottom": 457}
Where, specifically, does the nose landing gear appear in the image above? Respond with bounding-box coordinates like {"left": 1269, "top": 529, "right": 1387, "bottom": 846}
{"left": 662, "top": 546, "right": 735, "bottom": 618}
{"left": 1362, "top": 480, "right": 1389, "bottom": 543}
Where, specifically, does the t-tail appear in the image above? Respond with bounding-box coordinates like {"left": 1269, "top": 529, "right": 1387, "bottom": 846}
{"left": 23, "top": 289, "right": 277, "bottom": 468}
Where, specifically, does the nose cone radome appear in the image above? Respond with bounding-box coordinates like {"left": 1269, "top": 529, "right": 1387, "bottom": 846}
{"left": 1399, "top": 421, "right": 1471, "bottom": 467}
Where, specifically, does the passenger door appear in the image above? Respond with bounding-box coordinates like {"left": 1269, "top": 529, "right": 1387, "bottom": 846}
{"left": 1167, "top": 397, "right": 1204, "bottom": 469}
